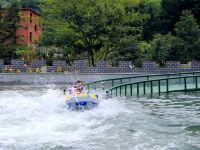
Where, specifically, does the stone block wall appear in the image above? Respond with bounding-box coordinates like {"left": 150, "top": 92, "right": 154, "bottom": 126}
{"left": 118, "top": 61, "right": 132, "bottom": 72}
{"left": 0, "top": 59, "right": 3, "bottom": 66}
{"left": 1, "top": 59, "right": 200, "bottom": 73}
{"left": 96, "top": 61, "right": 110, "bottom": 68}
{"left": 73, "top": 60, "right": 87, "bottom": 72}
{"left": 142, "top": 61, "right": 157, "bottom": 69}
{"left": 118, "top": 61, "right": 132, "bottom": 67}
{"left": 31, "top": 60, "right": 46, "bottom": 68}
{"left": 0, "top": 59, "right": 3, "bottom": 72}
{"left": 191, "top": 61, "right": 200, "bottom": 68}
{"left": 10, "top": 60, "right": 28, "bottom": 71}
{"left": 53, "top": 60, "right": 66, "bottom": 67}
{"left": 11, "top": 59, "right": 24, "bottom": 66}
{"left": 166, "top": 61, "right": 180, "bottom": 68}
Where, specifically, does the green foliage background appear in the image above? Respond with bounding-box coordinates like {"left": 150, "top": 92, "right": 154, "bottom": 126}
{"left": 1, "top": 0, "right": 200, "bottom": 66}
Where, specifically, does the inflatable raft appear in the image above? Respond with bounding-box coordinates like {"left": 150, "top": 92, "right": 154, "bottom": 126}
{"left": 65, "top": 93, "right": 98, "bottom": 111}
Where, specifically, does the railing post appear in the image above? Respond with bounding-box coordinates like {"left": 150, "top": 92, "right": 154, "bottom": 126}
{"left": 196, "top": 76, "right": 198, "bottom": 90}
{"left": 158, "top": 80, "right": 161, "bottom": 95}
{"left": 166, "top": 79, "right": 169, "bottom": 94}
{"left": 112, "top": 80, "right": 114, "bottom": 87}
{"left": 184, "top": 77, "right": 187, "bottom": 92}
{"left": 116, "top": 88, "right": 117, "bottom": 97}
{"left": 131, "top": 84, "right": 133, "bottom": 96}
{"left": 125, "top": 85, "right": 127, "bottom": 96}
{"left": 150, "top": 81, "right": 153, "bottom": 95}
{"left": 137, "top": 83, "right": 139, "bottom": 96}
{"left": 143, "top": 82, "right": 145, "bottom": 95}
{"left": 120, "top": 86, "right": 122, "bottom": 96}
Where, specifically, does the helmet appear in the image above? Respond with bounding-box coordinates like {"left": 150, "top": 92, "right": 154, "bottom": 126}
{"left": 76, "top": 80, "right": 83, "bottom": 84}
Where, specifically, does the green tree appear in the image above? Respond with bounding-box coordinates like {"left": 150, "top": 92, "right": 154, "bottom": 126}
{"left": 0, "top": 3, "right": 3, "bottom": 42}
{"left": 0, "top": 3, "right": 4, "bottom": 55}
{"left": 39, "top": 0, "right": 147, "bottom": 66}
{"left": 94, "top": 7, "right": 123, "bottom": 61}
{"left": 0, "top": 0, "right": 10, "bottom": 7}
{"left": 175, "top": 10, "right": 200, "bottom": 60}
{"left": 97, "top": 0, "right": 147, "bottom": 63}
{"left": 20, "top": 0, "right": 41, "bottom": 11}
{"left": 41, "top": 0, "right": 200, "bottom": 65}
{"left": 38, "top": 0, "right": 76, "bottom": 65}
{"left": 161, "top": 0, "right": 200, "bottom": 34}
{"left": 193, "top": 39, "right": 200, "bottom": 60}
{"left": 58, "top": 0, "right": 110, "bottom": 66}
{"left": 137, "top": 41, "right": 152, "bottom": 63}
{"left": 1, "top": 0, "right": 21, "bottom": 62}
{"left": 150, "top": 33, "right": 187, "bottom": 65}
{"left": 131, "top": 0, "right": 162, "bottom": 40}
{"left": 40, "top": 0, "right": 105, "bottom": 66}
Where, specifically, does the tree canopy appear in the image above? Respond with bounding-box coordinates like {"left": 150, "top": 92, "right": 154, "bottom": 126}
{"left": 1, "top": 0, "right": 200, "bottom": 66}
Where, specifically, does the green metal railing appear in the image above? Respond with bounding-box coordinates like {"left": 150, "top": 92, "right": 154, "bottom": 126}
{"left": 85, "top": 71, "right": 200, "bottom": 91}
{"left": 107, "top": 75, "right": 200, "bottom": 97}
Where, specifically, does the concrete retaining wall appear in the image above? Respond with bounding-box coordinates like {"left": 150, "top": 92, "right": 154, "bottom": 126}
{"left": 0, "top": 73, "right": 141, "bottom": 85}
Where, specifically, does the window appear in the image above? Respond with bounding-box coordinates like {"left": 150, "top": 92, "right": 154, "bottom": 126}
{"left": 30, "top": 13, "right": 32, "bottom": 23}
{"left": 35, "top": 25, "right": 37, "bottom": 31}
{"left": 30, "top": 32, "right": 32, "bottom": 43}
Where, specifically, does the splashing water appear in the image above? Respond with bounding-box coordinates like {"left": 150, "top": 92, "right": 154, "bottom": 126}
{"left": 0, "top": 87, "right": 130, "bottom": 150}
{"left": 0, "top": 86, "right": 200, "bottom": 150}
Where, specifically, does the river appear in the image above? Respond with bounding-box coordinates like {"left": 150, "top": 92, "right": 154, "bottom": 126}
{"left": 0, "top": 86, "right": 200, "bottom": 150}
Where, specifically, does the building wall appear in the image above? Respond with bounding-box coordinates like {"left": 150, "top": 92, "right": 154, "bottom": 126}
{"left": 16, "top": 9, "right": 42, "bottom": 49}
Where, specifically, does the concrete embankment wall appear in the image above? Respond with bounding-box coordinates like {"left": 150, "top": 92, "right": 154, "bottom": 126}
{"left": 0, "top": 73, "right": 142, "bottom": 85}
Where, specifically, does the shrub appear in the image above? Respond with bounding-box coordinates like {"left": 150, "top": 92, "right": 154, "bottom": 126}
{"left": 16, "top": 69, "right": 21, "bottom": 73}
{"left": 56, "top": 66, "right": 63, "bottom": 72}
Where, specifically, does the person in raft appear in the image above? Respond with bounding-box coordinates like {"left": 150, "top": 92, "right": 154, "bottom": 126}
{"left": 70, "top": 80, "right": 85, "bottom": 94}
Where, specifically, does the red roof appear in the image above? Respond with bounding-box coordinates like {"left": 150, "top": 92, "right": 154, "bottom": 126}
{"left": 20, "top": 8, "right": 43, "bottom": 17}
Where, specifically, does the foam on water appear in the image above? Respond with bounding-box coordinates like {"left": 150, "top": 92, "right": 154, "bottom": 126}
{"left": 0, "top": 88, "right": 131, "bottom": 150}
{"left": 0, "top": 88, "right": 200, "bottom": 150}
